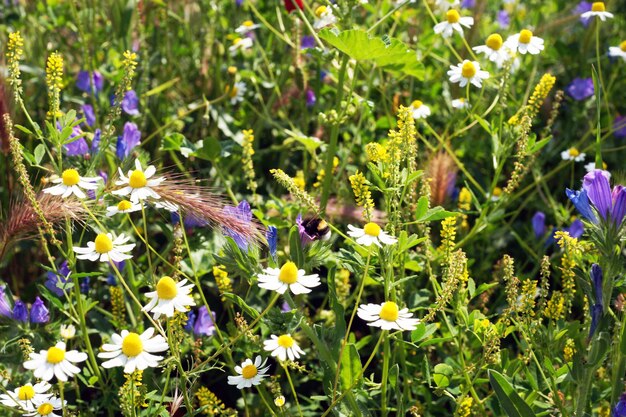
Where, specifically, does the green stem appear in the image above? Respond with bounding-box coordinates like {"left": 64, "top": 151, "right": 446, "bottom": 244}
{"left": 283, "top": 364, "right": 303, "bottom": 417}
{"left": 381, "top": 331, "right": 390, "bottom": 417}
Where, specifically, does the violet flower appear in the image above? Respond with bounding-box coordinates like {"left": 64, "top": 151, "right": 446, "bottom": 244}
{"left": 566, "top": 77, "right": 594, "bottom": 101}
{"left": 496, "top": 10, "right": 510, "bottom": 28}
{"left": 12, "top": 300, "right": 28, "bottom": 322}
{"left": 76, "top": 70, "right": 104, "bottom": 94}
{"left": 0, "top": 286, "right": 11, "bottom": 317}
{"left": 223, "top": 201, "right": 252, "bottom": 251}
{"left": 614, "top": 115, "right": 626, "bottom": 139}
{"left": 193, "top": 306, "right": 216, "bottom": 336}
{"left": 566, "top": 188, "right": 598, "bottom": 224}
{"left": 121, "top": 90, "right": 140, "bottom": 116}
{"left": 82, "top": 104, "right": 96, "bottom": 127}
{"left": 566, "top": 219, "right": 584, "bottom": 239}
{"left": 45, "top": 260, "right": 71, "bottom": 297}
{"left": 61, "top": 123, "right": 89, "bottom": 156}
{"left": 575, "top": 1, "right": 592, "bottom": 26}
{"left": 116, "top": 122, "right": 141, "bottom": 160}
{"left": 582, "top": 169, "right": 626, "bottom": 224}
{"left": 30, "top": 296, "right": 50, "bottom": 324}
{"left": 532, "top": 211, "right": 546, "bottom": 238}
{"left": 267, "top": 226, "right": 278, "bottom": 261}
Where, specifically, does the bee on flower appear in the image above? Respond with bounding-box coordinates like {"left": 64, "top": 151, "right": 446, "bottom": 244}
{"left": 263, "top": 334, "right": 305, "bottom": 361}
{"left": 313, "top": 5, "right": 337, "bottom": 30}
{"left": 447, "top": 60, "right": 489, "bottom": 88}
{"left": 505, "top": 29, "right": 544, "bottom": 55}
{"left": 228, "top": 356, "right": 270, "bottom": 389}
{"left": 142, "top": 276, "right": 195, "bottom": 319}
{"left": 229, "top": 37, "right": 253, "bottom": 54}
{"left": 472, "top": 33, "right": 511, "bottom": 68}
{"left": 347, "top": 222, "right": 397, "bottom": 247}
{"left": 42, "top": 169, "right": 102, "bottom": 199}
{"left": 73, "top": 232, "right": 135, "bottom": 263}
{"left": 433, "top": 9, "right": 473, "bottom": 38}
{"left": 451, "top": 98, "right": 470, "bottom": 109}
{"left": 257, "top": 261, "right": 321, "bottom": 294}
{"left": 98, "top": 328, "right": 169, "bottom": 373}
{"left": 0, "top": 382, "right": 52, "bottom": 411}
{"left": 410, "top": 100, "right": 431, "bottom": 119}
{"left": 24, "top": 396, "right": 65, "bottom": 417}
{"left": 580, "top": 2, "right": 613, "bottom": 21}
{"left": 226, "top": 81, "right": 247, "bottom": 105}
{"left": 357, "top": 301, "right": 420, "bottom": 331}
{"left": 112, "top": 159, "right": 164, "bottom": 203}
{"left": 23, "top": 342, "right": 87, "bottom": 382}
{"left": 235, "top": 20, "right": 261, "bottom": 34}
{"left": 608, "top": 41, "right": 626, "bottom": 62}
{"left": 561, "top": 147, "right": 586, "bottom": 162}
{"left": 106, "top": 200, "right": 142, "bottom": 217}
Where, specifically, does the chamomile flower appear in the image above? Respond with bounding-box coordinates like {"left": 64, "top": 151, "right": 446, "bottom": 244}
{"left": 347, "top": 222, "right": 397, "bottom": 247}
{"left": 472, "top": 33, "right": 510, "bottom": 68}
{"left": 142, "top": 276, "right": 195, "bottom": 319}
{"left": 585, "top": 161, "right": 608, "bottom": 173}
{"left": 23, "top": 342, "right": 87, "bottom": 382}
{"left": 447, "top": 60, "right": 489, "bottom": 88}
{"left": 451, "top": 98, "right": 470, "bottom": 109}
{"left": 410, "top": 100, "right": 431, "bottom": 119}
{"left": 106, "top": 200, "right": 142, "bottom": 217}
{"left": 112, "top": 159, "right": 164, "bottom": 203}
{"left": 434, "top": 0, "right": 460, "bottom": 10}
{"left": 257, "top": 261, "right": 321, "bottom": 295}
{"left": 73, "top": 233, "right": 135, "bottom": 263}
{"left": 0, "top": 382, "right": 52, "bottom": 411}
{"left": 227, "top": 356, "right": 270, "bottom": 389}
{"left": 98, "top": 328, "right": 169, "bottom": 373}
{"left": 505, "top": 29, "right": 544, "bottom": 55}
{"left": 561, "top": 147, "right": 586, "bottom": 162}
{"left": 60, "top": 324, "right": 76, "bottom": 340}
{"left": 24, "top": 396, "right": 65, "bottom": 417}
{"left": 313, "top": 5, "right": 337, "bottom": 30}
{"left": 433, "top": 9, "right": 474, "bottom": 38}
{"left": 42, "top": 169, "right": 102, "bottom": 199}
{"left": 275, "top": 396, "right": 286, "bottom": 407}
{"left": 357, "top": 301, "right": 420, "bottom": 331}
{"left": 263, "top": 334, "right": 305, "bottom": 361}
{"left": 235, "top": 20, "right": 261, "bottom": 34}
{"left": 608, "top": 41, "right": 626, "bottom": 61}
{"left": 581, "top": 2, "right": 613, "bottom": 21}
{"left": 226, "top": 82, "right": 247, "bottom": 105}
{"left": 489, "top": 186, "right": 503, "bottom": 201}
{"left": 229, "top": 37, "right": 253, "bottom": 54}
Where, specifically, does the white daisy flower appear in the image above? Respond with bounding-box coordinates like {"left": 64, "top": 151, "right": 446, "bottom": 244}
{"left": 347, "top": 222, "right": 397, "bottom": 247}
{"left": 98, "top": 328, "right": 169, "bottom": 373}
{"left": 0, "top": 382, "right": 52, "bottom": 411}
{"left": 226, "top": 81, "right": 247, "bottom": 105}
{"left": 581, "top": 2, "right": 613, "bottom": 21}
{"left": 153, "top": 200, "right": 179, "bottom": 212}
{"left": 410, "top": 100, "right": 431, "bottom": 119}
{"left": 60, "top": 324, "right": 76, "bottom": 340}
{"left": 451, "top": 98, "right": 470, "bottom": 109}
{"left": 472, "top": 33, "right": 511, "bottom": 68}
{"left": 434, "top": 0, "right": 460, "bottom": 10}
{"left": 42, "top": 169, "right": 101, "bottom": 199}
{"left": 447, "top": 60, "right": 489, "bottom": 88}
{"left": 73, "top": 233, "right": 135, "bottom": 263}
{"left": 257, "top": 261, "right": 321, "bottom": 295}
{"left": 313, "top": 6, "right": 337, "bottom": 30}
{"left": 235, "top": 20, "right": 261, "bottom": 34}
{"left": 227, "top": 356, "right": 270, "bottom": 389}
{"left": 24, "top": 396, "right": 65, "bottom": 417}
{"left": 275, "top": 395, "right": 286, "bottom": 407}
{"left": 23, "top": 342, "right": 87, "bottom": 382}
{"left": 561, "top": 147, "right": 586, "bottom": 162}
{"left": 229, "top": 37, "right": 253, "bottom": 54}
{"left": 142, "top": 276, "right": 195, "bottom": 319}
{"left": 357, "top": 301, "right": 420, "bottom": 331}
{"left": 106, "top": 200, "right": 142, "bottom": 217}
{"left": 433, "top": 9, "right": 473, "bottom": 38}
{"left": 488, "top": 186, "right": 503, "bottom": 201}
{"left": 112, "top": 159, "right": 164, "bottom": 203}
{"left": 608, "top": 41, "right": 626, "bottom": 62}
{"left": 505, "top": 29, "right": 544, "bottom": 55}
{"left": 263, "top": 334, "right": 305, "bottom": 361}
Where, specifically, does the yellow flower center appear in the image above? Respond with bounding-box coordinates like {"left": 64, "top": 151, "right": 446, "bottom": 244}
{"left": 461, "top": 61, "right": 476, "bottom": 78}
{"left": 233, "top": 37, "right": 242, "bottom": 45}
{"left": 227, "top": 85, "right": 238, "bottom": 98}
{"left": 278, "top": 262, "right": 299, "bottom": 284}
{"left": 620, "top": 40, "right": 626, "bottom": 52}
{"left": 493, "top": 187, "right": 502, "bottom": 197}
{"left": 128, "top": 170, "right": 147, "bottom": 188}
{"left": 121, "top": 332, "right": 143, "bottom": 357}
{"left": 411, "top": 100, "right": 423, "bottom": 109}
{"left": 315, "top": 5, "right": 327, "bottom": 17}
{"left": 363, "top": 222, "right": 381, "bottom": 237}
{"left": 242, "top": 364, "right": 258, "bottom": 379}
{"left": 62, "top": 169, "right": 80, "bottom": 186}
{"left": 117, "top": 200, "right": 133, "bottom": 211}
{"left": 519, "top": 29, "right": 533, "bottom": 45}
{"left": 46, "top": 346, "right": 65, "bottom": 364}
{"left": 17, "top": 385, "right": 35, "bottom": 400}
{"left": 277, "top": 334, "right": 294, "bottom": 348}
{"left": 591, "top": 2, "right": 605, "bottom": 12}
{"left": 243, "top": 20, "right": 254, "bottom": 27}
{"left": 485, "top": 33, "right": 503, "bottom": 50}
{"left": 569, "top": 147, "right": 580, "bottom": 157}
{"left": 37, "top": 403, "right": 54, "bottom": 415}
{"left": 379, "top": 301, "right": 399, "bottom": 322}
{"left": 446, "top": 9, "right": 460, "bottom": 23}
{"left": 94, "top": 233, "right": 113, "bottom": 254}
{"left": 156, "top": 276, "right": 179, "bottom": 300}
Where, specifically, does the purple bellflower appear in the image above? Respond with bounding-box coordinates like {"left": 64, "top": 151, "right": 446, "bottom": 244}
{"left": 583, "top": 169, "right": 626, "bottom": 225}
{"left": 193, "top": 306, "right": 216, "bottom": 336}
{"left": 566, "top": 78, "right": 594, "bottom": 101}
{"left": 30, "top": 297, "right": 50, "bottom": 324}
{"left": 121, "top": 90, "right": 140, "bottom": 116}
{"left": 532, "top": 211, "right": 546, "bottom": 238}
{"left": 12, "top": 300, "right": 28, "bottom": 322}
{"left": 223, "top": 201, "right": 253, "bottom": 251}
{"left": 76, "top": 70, "right": 104, "bottom": 94}
{"left": 116, "top": 122, "right": 141, "bottom": 160}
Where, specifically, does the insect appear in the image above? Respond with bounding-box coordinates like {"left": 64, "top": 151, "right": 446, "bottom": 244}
{"left": 300, "top": 217, "right": 331, "bottom": 242}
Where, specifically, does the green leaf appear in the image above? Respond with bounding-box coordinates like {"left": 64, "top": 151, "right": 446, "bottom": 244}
{"left": 162, "top": 133, "right": 185, "bottom": 151}
{"left": 318, "top": 29, "right": 424, "bottom": 79}
{"left": 488, "top": 370, "right": 536, "bottom": 417}
{"left": 145, "top": 77, "right": 180, "bottom": 97}
{"left": 289, "top": 225, "right": 305, "bottom": 268}
{"left": 416, "top": 207, "right": 458, "bottom": 222}
{"left": 433, "top": 363, "right": 453, "bottom": 388}
{"left": 221, "top": 293, "right": 260, "bottom": 320}
{"left": 340, "top": 344, "right": 362, "bottom": 390}
{"left": 415, "top": 196, "right": 428, "bottom": 220}
{"left": 195, "top": 137, "right": 221, "bottom": 161}
{"left": 34, "top": 144, "right": 46, "bottom": 165}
